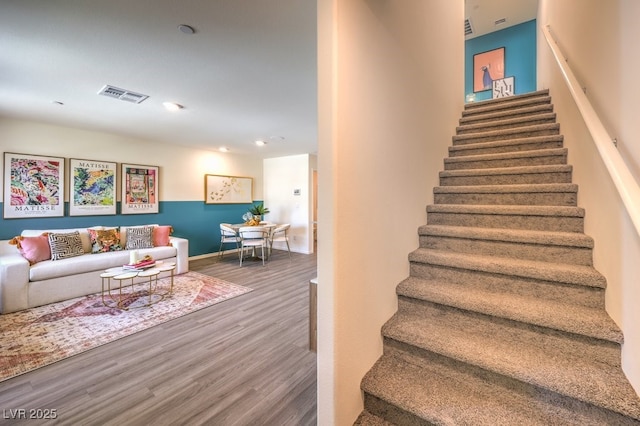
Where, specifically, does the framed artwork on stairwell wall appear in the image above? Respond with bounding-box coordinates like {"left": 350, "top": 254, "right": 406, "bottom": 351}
{"left": 3, "top": 152, "right": 65, "bottom": 219}
{"left": 69, "top": 158, "right": 117, "bottom": 216}
{"left": 473, "top": 47, "right": 505, "bottom": 93}
{"left": 121, "top": 163, "right": 159, "bottom": 214}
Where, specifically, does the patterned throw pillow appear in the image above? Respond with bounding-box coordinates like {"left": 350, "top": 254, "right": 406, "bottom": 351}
{"left": 125, "top": 226, "right": 154, "bottom": 249}
{"left": 48, "top": 231, "right": 85, "bottom": 261}
{"left": 88, "top": 228, "right": 123, "bottom": 253}
{"left": 153, "top": 225, "right": 173, "bottom": 247}
{"left": 8, "top": 234, "right": 51, "bottom": 264}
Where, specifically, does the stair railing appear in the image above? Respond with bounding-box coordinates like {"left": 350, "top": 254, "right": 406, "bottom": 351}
{"left": 542, "top": 24, "right": 640, "bottom": 237}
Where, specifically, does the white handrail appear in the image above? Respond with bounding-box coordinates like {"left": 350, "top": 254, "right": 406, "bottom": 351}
{"left": 542, "top": 24, "right": 640, "bottom": 237}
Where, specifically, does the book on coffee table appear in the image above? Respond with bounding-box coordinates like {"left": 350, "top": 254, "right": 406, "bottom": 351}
{"left": 123, "top": 258, "right": 155, "bottom": 270}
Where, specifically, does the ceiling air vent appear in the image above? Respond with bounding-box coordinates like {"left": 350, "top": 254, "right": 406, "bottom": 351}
{"left": 494, "top": 17, "right": 507, "bottom": 26}
{"left": 464, "top": 18, "right": 473, "bottom": 36}
{"left": 98, "top": 85, "right": 149, "bottom": 104}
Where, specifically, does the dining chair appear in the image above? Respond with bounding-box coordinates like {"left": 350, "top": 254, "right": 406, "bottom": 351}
{"left": 218, "top": 223, "right": 241, "bottom": 261}
{"left": 269, "top": 223, "right": 291, "bottom": 260}
{"left": 239, "top": 226, "right": 269, "bottom": 266}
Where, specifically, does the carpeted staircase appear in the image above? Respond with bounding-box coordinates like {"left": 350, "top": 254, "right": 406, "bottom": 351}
{"left": 356, "top": 90, "right": 640, "bottom": 425}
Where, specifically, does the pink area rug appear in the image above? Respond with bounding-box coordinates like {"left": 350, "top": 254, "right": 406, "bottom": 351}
{"left": 0, "top": 271, "right": 252, "bottom": 382}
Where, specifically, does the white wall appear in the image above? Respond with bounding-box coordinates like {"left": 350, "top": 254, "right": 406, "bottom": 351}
{"left": 263, "top": 154, "right": 316, "bottom": 254}
{"left": 538, "top": 0, "right": 640, "bottom": 394}
{"left": 0, "top": 117, "right": 263, "bottom": 202}
{"left": 317, "top": 0, "right": 464, "bottom": 424}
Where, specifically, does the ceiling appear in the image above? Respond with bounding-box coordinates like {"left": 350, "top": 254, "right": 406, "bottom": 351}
{"left": 0, "top": 0, "right": 318, "bottom": 158}
{"left": 465, "top": 0, "right": 538, "bottom": 40}
{"left": 1, "top": 1, "right": 537, "bottom": 159}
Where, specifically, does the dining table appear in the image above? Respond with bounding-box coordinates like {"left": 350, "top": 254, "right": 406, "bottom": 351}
{"left": 231, "top": 222, "right": 278, "bottom": 261}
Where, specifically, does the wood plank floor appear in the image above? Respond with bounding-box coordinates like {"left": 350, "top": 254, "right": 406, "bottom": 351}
{"left": 0, "top": 249, "right": 318, "bottom": 426}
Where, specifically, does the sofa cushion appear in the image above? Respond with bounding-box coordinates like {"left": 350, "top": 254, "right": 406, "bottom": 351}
{"left": 48, "top": 231, "right": 85, "bottom": 261}
{"left": 29, "top": 246, "right": 178, "bottom": 282}
{"left": 153, "top": 225, "right": 173, "bottom": 247}
{"left": 125, "top": 226, "right": 154, "bottom": 249}
{"left": 9, "top": 234, "right": 51, "bottom": 264}
{"left": 88, "top": 228, "right": 123, "bottom": 253}
{"left": 22, "top": 228, "right": 93, "bottom": 253}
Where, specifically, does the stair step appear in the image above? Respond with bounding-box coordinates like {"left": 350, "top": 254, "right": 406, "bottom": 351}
{"left": 456, "top": 112, "right": 557, "bottom": 135}
{"left": 397, "top": 276, "right": 615, "bottom": 344}
{"left": 382, "top": 308, "right": 640, "bottom": 421}
{"left": 427, "top": 203, "right": 585, "bottom": 232}
{"left": 409, "top": 247, "right": 605, "bottom": 286}
{"left": 453, "top": 123, "right": 560, "bottom": 146}
{"left": 362, "top": 354, "right": 640, "bottom": 425}
{"left": 459, "top": 103, "right": 554, "bottom": 126}
{"left": 353, "top": 410, "right": 394, "bottom": 426}
{"left": 433, "top": 183, "right": 578, "bottom": 206}
{"left": 419, "top": 224, "right": 593, "bottom": 265}
{"left": 463, "top": 90, "right": 551, "bottom": 116}
{"left": 440, "top": 164, "right": 572, "bottom": 185}
{"left": 444, "top": 148, "right": 567, "bottom": 170}
{"left": 448, "top": 134, "right": 564, "bottom": 157}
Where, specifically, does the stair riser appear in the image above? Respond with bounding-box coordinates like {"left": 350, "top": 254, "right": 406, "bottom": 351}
{"left": 427, "top": 211, "right": 584, "bottom": 232}
{"left": 460, "top": 105, "right": 554, "bottom": 126}
{"left": 434, "top": 191, "right": 577, "bottom": 206}
{"left": 408, "top": 262, "right": 604, "bottom": 309}
{"left": 449, "top": 140, "right": 564, "bottom": 157}
{"left": 440, "top": 171, "right": 572, "bottom": 186}
{"left": 456, "top": 116, "right": 557, "bottom": 135}
{"left": 419, "top": 235, "right": 593, "bottom": 266}
{"left": 445, "top": 154, "right": 567, "bottom": 170}
{"left": 381, "top": 340, "right": 635, "bottom": 425}
{"left": 453, "top": 126, "right": 559, "bottom": 146}
{"left": 394, "top": 299, "right": 620, "bottom": 366}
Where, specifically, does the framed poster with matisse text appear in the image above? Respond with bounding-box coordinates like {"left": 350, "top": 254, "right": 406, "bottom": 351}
{"left": 3, "top": 152, "right": 65, "bottom": 219}
{"left": 121, "top": 163, "right": 159, "bottom": 214}
{"left": 69, "top": 158, "right": 117, "bottom": 216}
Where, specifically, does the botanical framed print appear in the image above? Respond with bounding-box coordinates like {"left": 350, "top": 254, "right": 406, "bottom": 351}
{"left": 3, "top": 152, "right": 65, "bottom": 219}
{"left": 121, "top": 163, "right": 159, "bottom": 214}
{"left": 473, "top": 47, "right": 505, "bottom": 92}
{"left": 204, "top": 174, "right": 253, "bottom": 204}
{"left": 69, "top": 158, "right": 117, "bottom": 216}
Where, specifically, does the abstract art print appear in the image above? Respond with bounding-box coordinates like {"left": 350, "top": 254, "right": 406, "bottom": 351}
{"left": 69, "top": 158, "right": 117, "bottom": 216}
{"left": 3, "top": 152, "right": 65, "bottom": 219}
{"left": 473, "top": 47, "right": 505, "bottom": 92}
{"left": 121, "top": 163, "right": 159, "bottom": 214}
{"left": 204, "top": 174, "right": 253, "bottom": 204}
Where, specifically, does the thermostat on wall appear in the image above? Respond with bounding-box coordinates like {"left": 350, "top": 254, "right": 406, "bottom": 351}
{"left": 293, "top": 189, "right": 301, "bottom": 196}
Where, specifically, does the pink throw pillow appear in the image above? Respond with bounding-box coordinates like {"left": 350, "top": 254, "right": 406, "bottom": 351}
{"left": 153, "top": 226, "right": 173, "bottom": 247}
{"left": 9, "top": 235, "right": 51, "bottom": 264}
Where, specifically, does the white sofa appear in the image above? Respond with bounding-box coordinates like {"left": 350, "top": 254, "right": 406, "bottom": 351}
{"left": 0, "top": 226, "right": 189, "bottom": 314}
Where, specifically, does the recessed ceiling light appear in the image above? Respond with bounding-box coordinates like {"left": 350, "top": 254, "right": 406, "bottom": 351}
{"left": 219, "top": 147, "right": 229, "bottom": 153}
{"left": 52, "top": 101, "right": 64, "bottom": 106}
{"left": 178, "top": 24, "right": 195, "bottom": 34}
{"left": 255, "top": 140, "right": 266, "bottom": 146}
{"left": 163, "top": 102, "right": 184, "bottom": 111}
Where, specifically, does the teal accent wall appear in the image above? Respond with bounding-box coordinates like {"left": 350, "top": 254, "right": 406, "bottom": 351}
{"left": 465, "top": 19, "right": 537, "bottom": 102}
{"left": 0, "top": 201, "right": 262, "bottom": 257}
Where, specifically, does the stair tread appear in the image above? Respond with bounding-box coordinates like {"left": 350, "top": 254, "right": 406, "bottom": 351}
{"left": 434, "top": 183, "right": 578, "bottom": 194}
{"left": 450, "top": 134, "right": 563, "bottom": 151}
{"left": 457, "top": 112, "right": 557, "bottom": 132}
{"left": 353, "top": 411, "right": 395, "bottom": 426}
{"left": 363, "top": 354, "right": 640, "bottom": 425}
{"left": 440, "top": 164, "right": 572, "bottom": 177}
{"left": 382, "top": 311, "right": 640, "bottom": 420}
{"left": 445, "top": 147, "right": 567, "bottom": 164}
{"left": 409, "top": 248, "right": 605, "bottom": 288}
{"left": 452, "top": 123, "right": 560, "bottom": 143}
{"left": 398, "top": 275, "right": 618, "bottom": 343}
{"left": 419, "top": 224, "right": 594, "bottom": 248}
{"left": 427, "top": 203, "right": 585, "bottom": 217}
{"left": 460, "top": 104, "right": 554, "bottom": 125}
